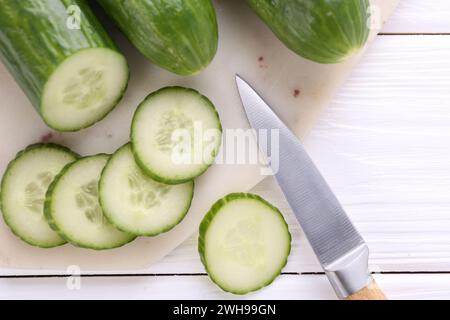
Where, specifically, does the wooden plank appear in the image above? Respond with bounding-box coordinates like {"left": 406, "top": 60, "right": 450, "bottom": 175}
{"left": 382, "top": 0, "right": 450, "bottom": 33}
{"left": 143, "top": 35, "right": 450, "bottom": 275}
{"left": 1, "top": 274, "right": 450, "bottom": 300}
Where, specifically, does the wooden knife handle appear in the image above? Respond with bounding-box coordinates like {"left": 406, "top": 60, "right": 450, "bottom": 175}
{"left": 346, "top": 280, "right": 387, "bottom": 300}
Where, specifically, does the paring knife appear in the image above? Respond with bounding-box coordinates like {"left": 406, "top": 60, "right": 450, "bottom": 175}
{"left": 235, "top": 75, "right": 386, "bottom": 300}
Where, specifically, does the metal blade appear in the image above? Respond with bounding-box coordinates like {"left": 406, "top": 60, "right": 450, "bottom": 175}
{"left": 235, "top": 75, "right": 366, "bottom": 270}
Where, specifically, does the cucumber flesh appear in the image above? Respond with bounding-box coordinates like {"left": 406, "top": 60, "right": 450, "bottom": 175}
{"left": 131, "top": 87, "right": 222, "bottom": 185}
{"left": 99, "top": 144, "right": 194, "bottom": 236}
{"left": 44, "top": 155, "right": 135, "bottom": 250}
{"left": 41, "top": 48, "right": 129, "bottom": 131}
{"left": 199, "top": 193, "right": 291, "bottom": 295}
{"left": 0, "top": 144, "right": 78, "bottom": 248}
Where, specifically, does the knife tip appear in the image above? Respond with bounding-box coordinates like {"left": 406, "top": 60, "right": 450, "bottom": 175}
{"left": 235, "top": 74, "right": 248, "bottom": 89}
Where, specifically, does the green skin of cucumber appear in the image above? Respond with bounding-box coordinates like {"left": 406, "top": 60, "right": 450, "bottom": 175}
{"left": 0, "top": 0, "right": 128, "bottom": 131}
{"left": 0, "top": 143, "right": 79, "bottom": 248}
{"left": 99, "top": 143, "right": 195, "bottom": 237}
{"left": 97, "top": 0, "right": 218, "bottom": 75}
{"left": 131, "top": 86, "right": 223, "bottom": 185}
{"left": 246, "top": 0, "right": 371, "bottom": 64}
{"left": 44, "top": 154, "right": 137, "bottom": 250}
{"left": 198, "top": 193, "right": 292, "bottom": 295}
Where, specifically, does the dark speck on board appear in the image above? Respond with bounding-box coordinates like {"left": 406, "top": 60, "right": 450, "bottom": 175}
{"left": 258, "top": 56, "right": 268, "bottom": 69}
{"left": 293, "top": 89, "right": 301, "bottom": 98}
{"left": 40, "top": 132, "right": 54, "bottom": 143}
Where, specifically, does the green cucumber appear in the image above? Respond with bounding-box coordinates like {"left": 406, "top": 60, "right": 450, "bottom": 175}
{"left": 0, "top": 144, "right": 78, "bottom": 248}
{"left": 199, "top": 193, "right": 292, "bottom": 295}
{"left": 246, "top": 0, "right": 371, "bottom": 64}
{"left": 131, "top": 87, "right": 222, "bottom": 185}
{"left": 0, "top": 0, "right": 129, "bottom": 131}
{"left": 97, "top": 0, "right": 218, "bottom": 75}
{"left": 99, "top": 144, "right": 194, "bottom": 236}
{"left": 44, "top": 155, "right": 136, "bottom": 250}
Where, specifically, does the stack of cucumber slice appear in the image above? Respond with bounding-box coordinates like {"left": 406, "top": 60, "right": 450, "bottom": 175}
{"left": 0, "top": 85, "right": 290, "bottom": 295}
{"left": 0, "top": 86, "right": 222, "bottom": 250}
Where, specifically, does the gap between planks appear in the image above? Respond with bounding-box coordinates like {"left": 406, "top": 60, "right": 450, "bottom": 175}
{"left": 379, "top": 33, "right": 450, "bottom": 36}
{"left": 3, "top": 271, "right": 450, "bottom": 279}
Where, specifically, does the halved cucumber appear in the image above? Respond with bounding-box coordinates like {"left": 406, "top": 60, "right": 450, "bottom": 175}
{"left": 41, "top": 48, "right": 129, "bottom": 131}
{"left": 131, "top": 87, "right": 222, "bottom": 185}
{"left": 44, "top": 155, "right": 136, "bottom": 250}
{"left": 199, "top": 193, "right": 291, "bottom": 295}
{"left": 0, "top": 0, "right": 129, "bottom": 132}
{"left": 99, "top": 144, "right": 194, "bottom": 236}
{"left": 0, "top": 144, "right": 78, "bottom": 248}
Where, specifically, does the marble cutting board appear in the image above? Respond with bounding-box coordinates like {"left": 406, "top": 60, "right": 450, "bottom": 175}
{"left": 0, "top": 0, "right": 399, "bottom": 274}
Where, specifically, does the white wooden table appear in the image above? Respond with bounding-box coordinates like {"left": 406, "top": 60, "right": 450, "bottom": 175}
{"left": 2, "top": 1, "right": 450, "bottom": 300}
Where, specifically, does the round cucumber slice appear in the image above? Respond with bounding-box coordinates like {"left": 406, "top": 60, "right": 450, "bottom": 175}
{"left": 0, "top": 144, "right": 78, "bottom": 248}
{"left": 44, "top": 155, "right": 136, "bottom": 250}
{"left": 41, "top": 48, "right": 129, "bottom": 132}
{"left": 131, "top": 87, "right": 222, "bottom": 185}
{"left": 99, "top": 144, "right": 194, "bottom": 236}
{"left": 199, "top": 193, "right": 292, "bottom": 295}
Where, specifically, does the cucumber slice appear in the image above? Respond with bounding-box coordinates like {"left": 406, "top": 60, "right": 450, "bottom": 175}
{"left": 99, "top": 144, "right": 194, "bottom": 236}
{"left": 0, "top": 144, "right": 78, "bottom": 248}
{"left": 44, "top": 155, "right": 136, "bottom": 250}
{"left": 41, "top": 48, "right": 129, "bottom": 131}
{"left": 131, "top": 87, "right": 222, "bottom": 185}
{"left": 199, "top": 193, "right": 291, "bottom": 295}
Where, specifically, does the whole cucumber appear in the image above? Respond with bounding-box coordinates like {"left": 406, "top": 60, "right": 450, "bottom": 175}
{"left": 97, "top": 0, "right": 219, "bottom": 76}
{"left": 247, "top": 0, "right": 371, "bottom": 64}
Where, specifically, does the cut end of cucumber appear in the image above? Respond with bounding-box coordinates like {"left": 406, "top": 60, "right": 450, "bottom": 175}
{"left": 99, "top": 144, "right": 194, "bottom": 236}
{"left": 41, "top": 48, "right": 129, "bottom": 132}
{"left": 0, "top": 144, "right": 78, "bottom": 248}
{"left": 131, "top": 87, "right": 222, "bottom": 185}
{"left": 45, "top": 155, "right": 136, "bottom": 250}
{"left": 199, "top": 193, "right": 291, "bottom": 295}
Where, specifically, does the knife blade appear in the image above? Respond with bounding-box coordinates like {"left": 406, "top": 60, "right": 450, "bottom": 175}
{"left": 235, "top": 75, "right": 379, "bottom": 299}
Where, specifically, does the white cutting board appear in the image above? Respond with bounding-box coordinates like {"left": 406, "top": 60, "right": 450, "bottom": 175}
{"left": 0, "top": 0, "right": 399, "bottom": 274}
